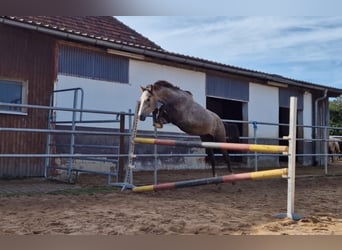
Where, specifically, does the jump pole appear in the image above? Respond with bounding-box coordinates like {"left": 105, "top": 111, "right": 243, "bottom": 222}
{"left": 133, "top": 168, "right": 288, "bottom": 192}
{"left": 134, "top": 138, "right": 288, "bottom": 154}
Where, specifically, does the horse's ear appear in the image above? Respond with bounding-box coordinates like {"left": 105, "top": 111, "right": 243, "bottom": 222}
{"left": 140, "top": 85, "right": 153, "bottom": 94}
{"left": 142, "top": 85, "right": 153, "bottom": 94}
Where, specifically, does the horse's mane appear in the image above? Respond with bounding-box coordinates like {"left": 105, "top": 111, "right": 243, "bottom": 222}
{"left": 153, "top": 80, "right": 193, "bottom": 96}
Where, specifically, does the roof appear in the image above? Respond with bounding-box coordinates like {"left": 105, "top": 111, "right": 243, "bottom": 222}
{"left": 1, "top": 16, "right": 341, "bottom": 96}
{"left": 2, "top": 16, "right": 163, "bottom": 51}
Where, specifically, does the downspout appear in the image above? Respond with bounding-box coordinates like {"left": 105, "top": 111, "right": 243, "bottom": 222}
{"left": 315, "top": 88, "right": 328, "bottom": 129}
{"left": 314, "top": 88, "right": 328, "bottom": 169}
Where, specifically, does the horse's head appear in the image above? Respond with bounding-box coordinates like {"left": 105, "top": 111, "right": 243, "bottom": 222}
{"left": 138, "top": 85, "right": 158, "bottom": 121}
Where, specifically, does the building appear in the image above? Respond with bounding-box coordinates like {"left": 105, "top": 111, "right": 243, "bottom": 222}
{"left": 0, "top": 16, "right": 341, "bottom": 177}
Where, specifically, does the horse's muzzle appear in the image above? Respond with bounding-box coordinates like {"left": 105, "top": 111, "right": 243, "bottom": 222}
{"left": 139, "top": 115, "right": 146, "bottom": 121}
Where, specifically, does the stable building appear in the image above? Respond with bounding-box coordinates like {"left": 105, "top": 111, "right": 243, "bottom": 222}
{"left": 0, "top": 16, "right": 341, "bottom": 177}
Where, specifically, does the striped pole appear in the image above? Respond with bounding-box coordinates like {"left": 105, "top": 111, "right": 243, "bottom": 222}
{"left": 133, "top": 168, "right": 288, "bottom": 192}
{"left": 134, "top": 137, "right": 288, "bottom": 154}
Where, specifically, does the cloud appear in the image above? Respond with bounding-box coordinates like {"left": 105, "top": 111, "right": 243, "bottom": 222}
{"left": 119, "top": 17, "right": 342, "bottom": 60}
{"left": 113, "top": 1, "right": 342, "bottom": 15}
{"left": 117, "top": 16, "right": 342, "bottom": 88}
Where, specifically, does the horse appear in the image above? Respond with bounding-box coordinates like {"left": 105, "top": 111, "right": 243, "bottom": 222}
{"left": 328, "top": 136, "right": 341, "bottom": 162}
{"left": 138, "top": 80, "right": 232, "bottom": 177}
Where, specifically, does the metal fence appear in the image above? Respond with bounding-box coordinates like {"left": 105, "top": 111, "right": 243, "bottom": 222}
{"left": 0, "top": 93, "right": 341, "bottom": 185}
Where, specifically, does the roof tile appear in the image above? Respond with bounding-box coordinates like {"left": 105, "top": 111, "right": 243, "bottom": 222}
{"left": 7, "top": 16, "right": 163, "bottom": 51}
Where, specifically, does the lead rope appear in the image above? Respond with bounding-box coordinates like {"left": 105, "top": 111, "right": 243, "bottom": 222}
{"left": 122, "top": 101, "right": 140, "bottom": 190}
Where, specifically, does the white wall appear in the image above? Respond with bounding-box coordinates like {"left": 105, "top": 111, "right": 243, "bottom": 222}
{"left": 248, "top": 83, "right": 279, "bottom": 138}
{"left": 55, "top": 59, "right": 205, "bottom": 131}
{"left": 129, "top": 60, "right": 206, "bottom": 132}
{"left": 55, "top": 59, "right": 299, "bottom": 141}
{"left": 55, "top": 75, "right": 137, "bottom": 128}
{"left": 301, "top": 91, "right": 313, "bottom": 165}
{"left": 303, "top": 91, "right": 312, "bottom": 139}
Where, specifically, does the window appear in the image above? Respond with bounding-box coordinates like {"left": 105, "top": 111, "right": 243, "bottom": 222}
{"left": 0, "top": 79, "right": 27, "bottom": 114}
{"left": 58, "top": 46, "right": 129, "bottom": 83}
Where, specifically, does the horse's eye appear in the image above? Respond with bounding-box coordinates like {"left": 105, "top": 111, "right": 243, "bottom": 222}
{"left": 146, "top": 98, "right": 150, "bottom": 102}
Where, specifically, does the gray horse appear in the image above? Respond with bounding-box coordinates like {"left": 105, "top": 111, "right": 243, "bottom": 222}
{"left": 138, "top": 80, "right": 232, "bottom": 176}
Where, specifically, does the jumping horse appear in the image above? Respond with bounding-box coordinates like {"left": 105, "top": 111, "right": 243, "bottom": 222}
{"left": 138, "top": 80, "right": 232, "bottom": 177}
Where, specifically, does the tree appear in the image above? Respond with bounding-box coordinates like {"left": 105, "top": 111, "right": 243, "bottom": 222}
{"left": 329, "top": 95, "right": 342, "bottom": 135}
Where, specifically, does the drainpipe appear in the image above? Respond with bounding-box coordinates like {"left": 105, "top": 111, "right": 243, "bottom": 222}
{"left": 314, "top": 88, "right": 328, "bottom": 169}
{"left": 315, "top": 88, "right": 328, "bottom": 130}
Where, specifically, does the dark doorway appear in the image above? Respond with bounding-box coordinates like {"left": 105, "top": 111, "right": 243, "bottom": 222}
{"left": 206, "top": 97, "right": 243, "bottom": 139}
{"left": 207, "top": 97, "right": 243, "bottom": 142}
{"left": 207, "top": 97, "right": 242, "bottom": 121}
{"left": 279, "top": 107, "right": 289, "bottom": 145}
{"left": 279, "top": 107, "right": 289, "bottom": 162}
{"left": 206, "top": 97, "right": 243, "bottom": 162}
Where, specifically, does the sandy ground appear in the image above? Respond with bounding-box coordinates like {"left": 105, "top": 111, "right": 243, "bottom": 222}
{"left": 0, "top": 165, "right": 341, "bottom": 235}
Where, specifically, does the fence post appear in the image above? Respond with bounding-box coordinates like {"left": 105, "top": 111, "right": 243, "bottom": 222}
{"left": 253, "top": 121, "right": 258, "bottom": 171}
{"left": 154, "top": 126, "right": 158, "bottom": 185}
{"left": 324, "top": 126, "right": 328, "bottom": 175}
{"left": 67, "top": 89, "right": 78, "bottom": 181}
{"left": 118, "top": 113, "right": 125, "bottom": 182}
{"left": 287, "top": 96, "right": 297, "bottom": 219}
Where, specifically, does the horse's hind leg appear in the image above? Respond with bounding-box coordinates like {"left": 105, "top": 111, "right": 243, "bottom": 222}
{"left": 222, "top": 149, "right": 233, "bottom": 173}
{"left": 201, "top": 135, "right": 216, "bottom": 177}
{"left": 207, "top": 148, "right": 216, "bottom": 177}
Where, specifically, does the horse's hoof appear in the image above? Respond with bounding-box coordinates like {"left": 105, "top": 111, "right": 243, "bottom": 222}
{"left": 153, "top": 123, "right": 163, "bottom": 129}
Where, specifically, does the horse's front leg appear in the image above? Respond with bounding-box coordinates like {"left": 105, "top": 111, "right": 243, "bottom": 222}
{"left": 152, "top": 108, "right": 163, "bottom": 128}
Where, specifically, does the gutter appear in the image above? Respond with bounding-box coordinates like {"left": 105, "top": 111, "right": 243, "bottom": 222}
{"left": 315, "top": 88, "right": 328, "bottom": 130}
{"left": 314, "top": 88, "right": 328, "bottom": 169}
{"left": 0, "top": 17, "right": 339, "bottom": 93}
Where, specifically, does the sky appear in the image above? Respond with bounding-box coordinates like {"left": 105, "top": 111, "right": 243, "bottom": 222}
{"left": 116, "top": 16, "right": 342, "bottom": 90}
